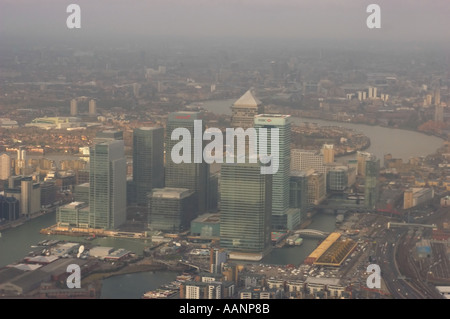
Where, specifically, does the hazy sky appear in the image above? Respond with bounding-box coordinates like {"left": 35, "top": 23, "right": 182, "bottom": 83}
{"left": 1, "top": 0, "right": 449, "bottom": 44}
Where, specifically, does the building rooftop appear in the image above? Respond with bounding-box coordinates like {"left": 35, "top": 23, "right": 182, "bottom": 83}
{"left": 255, "top": 114, "right": 290, "bottom": 119}
{"left": 24, "top": 255, "right": 59, "bottom": 264}
{"left": 307, "top": 232, "right": 341, "bottom": 261}
{"left": 51, "top": 242, "right": 80, "bottom": 257}
{"left": 409, "top": 187, "right": 433, "bottom": 196}
{"left": 192, "top": 213, "right": 220, "bottom": 224}
{"left": 106, "top": 248, "right": 131, "bottom": 259}
{"left": 150, "top": 187, "right": 194, "bottom": 199}
{"left": 39, "top": 257, "right": 87, "bottom": 274}
{"left": 8, "top": 269, "right": 50, "bottom": 293}
{"left": 62, "top": 201, "right": 88, "bottom": 209}
{"left": 12, "top": 264, "right": 42, "bottom": 272}
{"left": 138, "top": 126, "right": 162, "bottom": 131}
{"left": 168, "top": 111, "right": 202, "bottom": 121}
{"left": 0, "top": 267, "right": 25, "bottom": 284}
{"left": 233, "top": 89, "right": 262, "bottom": 108}
{"left": 89, "top": 246, "right": 114, "bottom": 258}
{"left": 305, "top": 276, "right": 342, "bottom": 287}
{"left": 290, "top": 170, "right": 307, "bottom": 177}
{"left": 436, "top": 286, "right": 450, "bottom": 294}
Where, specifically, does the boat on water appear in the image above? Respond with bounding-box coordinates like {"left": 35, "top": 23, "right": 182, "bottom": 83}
{"left": 37, "top": 239, "right": 49, "bottom": 246}
{"left": 286, "top": 234, "right": 303, "bottom": 246}
{"left": 43, "top": 239, "right": 60, "bottom": 246}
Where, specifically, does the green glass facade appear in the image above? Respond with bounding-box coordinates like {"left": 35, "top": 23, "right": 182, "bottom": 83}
{"left": 219, "top": 161, "right": 272, "bottom": 255}
{"left": 290, "top": 171, "right": 308, "bottom": 214}
{"left": 365, "top": 156, "right": 380, "bottom": 209}
{"left": 148, "top": 188, "right": 196, "bottom": 232}
{"left": 57, "top": 202, "right": 89, "bottom": 228}
{"left": 165, "top": 111, "right": 209, "bottom": 213}
{"left": 133, "top": 127, "right": 164, "bottom": 206}
{"left": 89, "top": 140, "right": 126, "bottom": 229}
{"left": 254, "top": 114, "right": 291, "bottom": 230}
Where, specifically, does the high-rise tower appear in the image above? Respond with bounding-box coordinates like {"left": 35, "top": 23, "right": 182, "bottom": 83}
{"left": 435, "top": 104, "right": 444, "bottom": 123}
{"left": 254, "top": 114, "right": 293, "bottom": 230}
{"left": 219, "top": 159, "right": 272, "bottom": 261}
{"left": 89, "top": 139, "right": 126, "bottom": 229}
{"left": 165, "top": 111, "right": 209, "bottom": 213}
{"left": 0, "top": 153, "right": 11, "bottom": 180}
{"left": 89, "top": 99, "right": 97, "bottom": 115}
{"left": 364, "top": 155, "right": 380, "bottom": 209}
{"left": 70, "top": 99, "right": 78, "bottom": 116}
{"left": 322, "top": 144, "right": 335, "bottom": 164}
{"left": 231, "top": 89, "right": 263, "bottom": 129}
{"left": 17, "top": 146, "right": 26, "bottom": 176}
{"left": 133, "top": 127, "right": 164, "bottom": 206}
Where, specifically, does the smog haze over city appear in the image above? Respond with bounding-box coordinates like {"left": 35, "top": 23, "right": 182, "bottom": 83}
{"left": 1, "top": 0, "right": 450, "bottom": 46}
{"left": 0, "top": 0, "right": 449, "bottom": 305}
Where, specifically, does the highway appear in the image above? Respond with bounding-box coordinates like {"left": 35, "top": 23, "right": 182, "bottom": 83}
{"left": 374, "top": 228, "right": 442, "bottom": 299}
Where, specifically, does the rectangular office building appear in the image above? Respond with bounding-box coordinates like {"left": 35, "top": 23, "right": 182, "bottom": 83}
{"left": 133, "top": 127, "right": 164, "bottom": 206}
{"left": 254, "top": 114, "right": 292, "bottom": 230}
{"left": 89, "top": 140, "right": 126, "bottom": 229}
{"left": 220, "top": 160, "right": 272, "bottom": 260}
{"left": 165, "top": 112, "right": 209, "bottom": 213}
{"left": 148, "top": 187, "right": 196, "bottom": 233}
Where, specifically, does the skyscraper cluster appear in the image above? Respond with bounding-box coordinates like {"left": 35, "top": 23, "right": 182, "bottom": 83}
{"left": 54, "top": 88, "right": 380, "bottom": 262}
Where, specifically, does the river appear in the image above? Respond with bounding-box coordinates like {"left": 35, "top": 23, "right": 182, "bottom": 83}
{"left": 0, "top": 212, "right": 151, "bottom": 268}
{"left": 200, "top": 99, "right": 445, "bottom": 162}
{"left": 0, "top": 207, "right": 335, "bottom": 297}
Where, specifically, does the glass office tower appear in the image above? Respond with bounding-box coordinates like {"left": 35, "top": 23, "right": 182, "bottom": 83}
{"left": 365, "top": 156, "right": 380, "bottom": 209}
{"left": 254, "top": 114, "right": 292, "bottom": 230}
{"left": 165, "top": 111, "right": 209, "bottom": 213}
{"left": 290, "top": 170, "right": 309, "bottom": 213}
{"left": 89, "top": 140, "right": 126, "bottom": 229}
{"left": 148, "top": 187, "right": 196, "bottom": 232}
{"left": 219, "top": 160, "right": 272, "bottom": 260}
{"left": 133, "top": 127, "right": 164, "bottom": 206}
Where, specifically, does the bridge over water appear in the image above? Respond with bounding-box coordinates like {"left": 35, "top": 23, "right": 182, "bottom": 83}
{"left": 387, "top": 222, "right": 437, "bottom": 229}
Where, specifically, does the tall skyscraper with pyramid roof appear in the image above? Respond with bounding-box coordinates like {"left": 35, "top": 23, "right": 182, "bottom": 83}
{"left": 231, "top": 89, "right": 264, "bottom": 129}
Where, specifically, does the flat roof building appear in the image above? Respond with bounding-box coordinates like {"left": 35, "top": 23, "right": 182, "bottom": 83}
{"left": 220, "top": 160, "right": 272, "bottom": 261}
{"left": 404, "top": 187, "right": 434, "bottom": 209}
{"left": 255, "top": 114, "right": 294, "bottom": 230}
{"left": 190, "top": 213, "right": 220, "bottom": 239}
{"left": 89, "top": 139, "right": 126, "bottom": 230}
{"left": 165, "top": 111, "right": 209, "bottom": 214}
{"left": 57, "top": 201, "right": 89, "bottom": 228}
{"left": 148, "top": 187, "right": 197, "bottom": 233}
{"left": 133, "top": 127, "right": 164, "bottom": 206}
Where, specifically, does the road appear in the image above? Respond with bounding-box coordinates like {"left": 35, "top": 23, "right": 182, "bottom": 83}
{"left": 374, "top": 228, "right": 442, "bottom": 299}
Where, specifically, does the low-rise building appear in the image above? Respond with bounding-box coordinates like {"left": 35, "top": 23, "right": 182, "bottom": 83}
{"left": 403, "top": 187, "right": 434, "bottom": 209}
